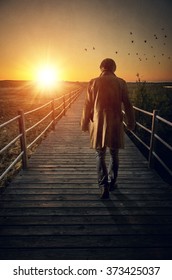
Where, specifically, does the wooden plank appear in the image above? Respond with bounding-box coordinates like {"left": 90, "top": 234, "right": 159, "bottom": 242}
{"left": 0, "top": 247, "right": 171, "bottom": 260}
{"left": 1, "top": 193, "right": 172, "bottom": 201}
{"left": 1, "top": 224, "right": 172, "bottom": 236}
{"left": 6, "top": 182, "right": 169, "bottom": 190}
{"left": 0, "top": 207, "right": 171, "bottom": 216}
{"left": 0, "top": 235, "right": 172, "bottom": 248}
{"left": 1, "top": 215, "right": 172, "bottom": 226}
{"left": 12, "top": 177, "right": 163, "bottom": 184}
{"left": 1, "top": 200, "right": 172, "bottom": 208}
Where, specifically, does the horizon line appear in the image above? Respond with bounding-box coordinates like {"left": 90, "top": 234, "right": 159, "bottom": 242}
{"left": 0, "top": 79, "right": 172, "bottom": 83}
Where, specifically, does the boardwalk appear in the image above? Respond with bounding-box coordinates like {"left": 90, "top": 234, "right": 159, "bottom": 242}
{"left": 0, "top": 91, "right": 172, "bottom": 260}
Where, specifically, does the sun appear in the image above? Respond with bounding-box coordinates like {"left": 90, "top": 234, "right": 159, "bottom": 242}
{"left": 36, "top": 65, "right": 59, "bottom": 89}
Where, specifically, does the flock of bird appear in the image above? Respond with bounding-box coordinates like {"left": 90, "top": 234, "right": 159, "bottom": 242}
{"left": 126, "top": 28, "right": 171, "bottom": 64}
{"left": 84, "top": 27, "right": 171, "bottom": 65}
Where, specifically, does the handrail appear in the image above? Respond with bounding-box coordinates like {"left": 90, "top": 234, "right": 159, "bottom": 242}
{"left": 154, "top": 134, "right": 172, "bottom": 152}
{"left": 0, "top": 152, "right": 24, "bottom": 181}
{"left": 133, "top": 106, "right": 153, "bottom": 116}
{"left": 27, "top": 120, "right": 54, "bottom": 149}
{"left": 156, "top": 115, "right": 172, "bottom": 126}
{"left": 0, "top": 115, "right": 20, "bottom": 129}
{"left": 55, "top": 102, "right": 64, "bottom": 112}
{"left": 25, "top": 100, "right": 52, "bottom": 115}
{"left": 0, "top": 87, "right": 82, "bottom": 185}
{"left": 0, "top": 134, "right": 22, "bottom": 155}
{"left": 135, "top": 121, "right": 152, "bottom": 134}
{"left": 128, "top": 107, "right": 172, "bottom": 178}
{"left": 129, "top": 129, "right": 150, "bottom": 150}
{"left": 152, "top": 151, "right": 172, "bottom": 177}
{"left": 26, "top": 110, "right": 53, "bottom": 133}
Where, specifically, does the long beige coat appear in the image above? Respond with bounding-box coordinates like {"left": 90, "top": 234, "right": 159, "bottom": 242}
{"left": 81, "top": 71, "right": 135, "bottom": 149}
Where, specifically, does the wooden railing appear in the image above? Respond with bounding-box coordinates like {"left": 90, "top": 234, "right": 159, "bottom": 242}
{"left": 124, "top": 106, "right": 172, "bottom": 178}
{"left": 0, "top": 87, "right": 82, "bottom": 184}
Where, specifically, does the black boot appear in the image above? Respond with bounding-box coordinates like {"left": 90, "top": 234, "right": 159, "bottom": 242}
{"left": 100, "top": 185, "right": 109, "bottom": 199}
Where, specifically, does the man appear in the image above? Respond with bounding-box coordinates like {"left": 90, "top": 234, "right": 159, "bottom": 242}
{"left": 81, "top": 58, "right": 135, "bottom": 199}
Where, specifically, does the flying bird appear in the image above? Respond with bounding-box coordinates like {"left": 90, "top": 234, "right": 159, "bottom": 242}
{"left": 144, "top": 40, "right": 147, "bottom": 43}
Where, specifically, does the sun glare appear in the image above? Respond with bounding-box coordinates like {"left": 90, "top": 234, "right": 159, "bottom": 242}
{"left": 36, "top": 66, "right": 59, "bottom": 89}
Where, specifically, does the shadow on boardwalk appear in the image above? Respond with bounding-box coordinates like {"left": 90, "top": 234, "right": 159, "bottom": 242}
{"left": 0, "top": 91, "right": 172, "bottom": 260}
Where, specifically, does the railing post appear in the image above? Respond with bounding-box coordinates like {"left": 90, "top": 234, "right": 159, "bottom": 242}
{"left": 69, "top": 92, "right": 72, "bottom": 108}
{"left": 51, "top": 99, "right": 55, "bottom": 130}
{"left": 63, "top": 94, "right": 66, "bottom": 115}
{"left": 148, "top": 109, "right": 159, "bottom": 168}
{"left": 75, "top": 89, "right": 80, "bottom": 101}
{"left": 18, "top": 110, "right": 28, "bottom": 169}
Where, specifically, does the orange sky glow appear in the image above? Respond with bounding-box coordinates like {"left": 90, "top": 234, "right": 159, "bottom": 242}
{"left": 0, "top": 0, "right": 172, "bottom": 82}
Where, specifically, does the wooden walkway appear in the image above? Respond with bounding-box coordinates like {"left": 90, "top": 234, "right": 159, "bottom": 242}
{"left": 0, "top": 90, "right": 172, "bottom": 260}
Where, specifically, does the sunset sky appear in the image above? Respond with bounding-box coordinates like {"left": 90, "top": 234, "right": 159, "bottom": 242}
{"left": 0, "top": 0, "right": 172, "bottom": 82}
